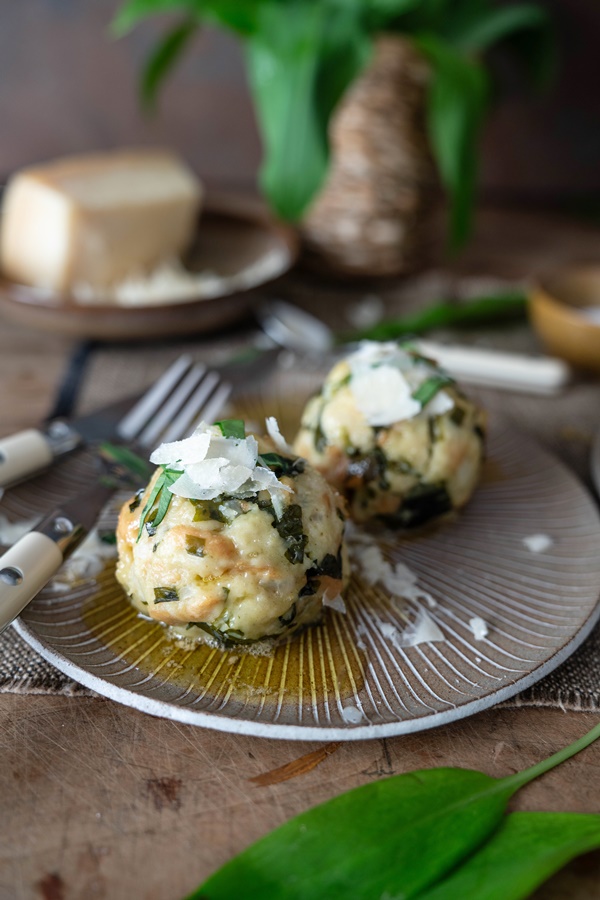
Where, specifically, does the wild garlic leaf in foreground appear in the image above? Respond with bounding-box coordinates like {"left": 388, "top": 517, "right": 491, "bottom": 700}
{"left": 189, "top": 722, "right": 600, "bottom": 900}
{"left": 419, "top": 812, "right": 600, "bottom": 900}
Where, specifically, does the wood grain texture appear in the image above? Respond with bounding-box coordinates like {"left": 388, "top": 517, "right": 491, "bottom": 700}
{"left": 0, "top": 699, "right": 598, "bottom": 899}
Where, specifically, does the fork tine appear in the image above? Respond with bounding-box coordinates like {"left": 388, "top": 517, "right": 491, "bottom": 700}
{"left": 116, "top": 355, "right": 194, "bottom": 442}
{"left": 194, "top": 381, "right": 232, "bottom": 432}
{"left": 136, "top": 363, "right": 208, "bottom": 448}
{"left": 162, "top": 377, "right": 232, "bottom": 443}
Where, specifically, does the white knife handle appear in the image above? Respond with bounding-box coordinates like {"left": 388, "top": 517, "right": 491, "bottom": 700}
{"left": 416, "top": 341, "right": 572, "bottom": 395}
{"left": 0, "top": 429, "right": 54, "bottom": 487}
{"left": 0, "top": 532, "right": 63, "bottom": 634}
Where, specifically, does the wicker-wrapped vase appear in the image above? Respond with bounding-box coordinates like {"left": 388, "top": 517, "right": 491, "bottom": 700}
{"left": 301, "top": 35, "right": 437, "bottom": 278}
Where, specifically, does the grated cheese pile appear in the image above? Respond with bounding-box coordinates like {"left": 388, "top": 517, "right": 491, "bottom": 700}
{"left": 348, "top": 341, "right": 454, "bottom": 427}
{"left": 72, "top": 248, "right": 289, "bottom": 307}
{"left": 150, "top": 420, "right": 292, "bottom": 510}
{"left": 347, "top": 526, "right": 444, "bottom": 648}
{"left": 348, "top": 527, "right": 435, "bottom": 608}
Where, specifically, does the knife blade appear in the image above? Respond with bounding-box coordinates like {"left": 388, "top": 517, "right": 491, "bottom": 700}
{"left": 0, "top": 481, "right": 118, "bottom": 635}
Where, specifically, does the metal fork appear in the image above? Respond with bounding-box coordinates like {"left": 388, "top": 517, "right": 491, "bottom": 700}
{"left": 0, "top": 357, "right": 232, "bottom": 634}
{"left": 0, "top": 355, "right": 232, "bottom": 488}
{"left": 116, "top": 354, "right": 232, "bottom": 449}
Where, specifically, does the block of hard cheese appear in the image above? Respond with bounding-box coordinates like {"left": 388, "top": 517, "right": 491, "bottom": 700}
{"left": 0, "top": 149, "right": 203, "bottom": 292}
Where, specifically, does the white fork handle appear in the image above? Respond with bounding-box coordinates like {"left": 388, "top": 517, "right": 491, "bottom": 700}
{"left": 0, "top": 429, "right": 54, "bottom": 488}
{"left": 0, "top": 532, "right": 63, "bottom": 634}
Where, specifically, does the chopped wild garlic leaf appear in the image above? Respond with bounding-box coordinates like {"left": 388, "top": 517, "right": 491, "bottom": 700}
{"left": 215, "top": 419, "right": 246, "bottom": 439}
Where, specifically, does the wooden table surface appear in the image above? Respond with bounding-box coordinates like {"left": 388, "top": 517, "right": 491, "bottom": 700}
{"left": 0, "top": 208, "right": 599, "bottom": 900}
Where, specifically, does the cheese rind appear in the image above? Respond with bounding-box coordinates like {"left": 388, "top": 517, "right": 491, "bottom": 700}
{"left": 1, "top": 149, "right": 202, "bottom": 292}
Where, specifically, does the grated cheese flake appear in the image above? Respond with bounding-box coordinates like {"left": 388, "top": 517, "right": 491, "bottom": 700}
{"left": 341, "top": 705, "right": 363, "bottom": 724}
{"left": 346, "top": 341, "right": 454, "bottom": 428}
{"left": 523, "top": 533, "right": 554, "bottom": 554}
{"left": 265, "top": 416, "right": 294, "bottom": 454}
{"left": 395, "top": 608, "right": 445, "bottom": 647}
{"left": 468, "top": 616, "right": 489, "bottom": 641}
{"left": 0, "top": 513, "right": 40, "bottom": 545}
{"left": 47, "top": 529, "right": 118, "bottom": 593}
{"left": 323, "top": 591, "right": 347, "bottom": 614}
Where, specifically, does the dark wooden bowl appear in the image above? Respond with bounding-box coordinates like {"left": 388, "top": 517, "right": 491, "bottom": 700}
{"left": 0, "top": 191, "right": 298, "bottom": 341}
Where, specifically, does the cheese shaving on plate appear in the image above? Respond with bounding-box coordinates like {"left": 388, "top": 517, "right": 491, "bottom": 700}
{"left": 523, "top": 533, "right": 554, "bottom": 554}
{"left": 468, "top": 616, "right": 489, "bottom": 641}
{"left": 149, "top": 421, "right": 292, "bottom": 504}
{"left": 347, "top": 526, "right": 443, "bottom": 646}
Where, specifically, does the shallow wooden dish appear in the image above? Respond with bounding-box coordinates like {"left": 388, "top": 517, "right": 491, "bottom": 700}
{"left": 0, "top": 191, "right": 298, "bottom": 341}
{"left": 530, "top": 266, "right": 600, "bottom": 373}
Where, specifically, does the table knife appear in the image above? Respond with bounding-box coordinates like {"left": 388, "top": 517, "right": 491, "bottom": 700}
{"left": 0, "top": 483, "right": 116, "bottom": 635}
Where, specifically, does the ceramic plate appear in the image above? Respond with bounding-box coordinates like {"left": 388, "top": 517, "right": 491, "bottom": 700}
{"left": 0, "top": 192, "right": 298, "bottom": 341}
{"left": 10, "top": 373, "right": 600, "bottom": 740}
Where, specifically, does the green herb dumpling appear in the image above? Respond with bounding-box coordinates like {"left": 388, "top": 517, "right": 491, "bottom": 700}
{"left": 116, "top": 418, "right": 348, "bottom": 646}
{"left": 293, "top": 342, "right": 485, "bottom": 527}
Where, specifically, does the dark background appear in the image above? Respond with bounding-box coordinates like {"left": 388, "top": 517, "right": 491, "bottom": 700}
{"left": 1, "top": 0, "right": 599, "bottom": 202}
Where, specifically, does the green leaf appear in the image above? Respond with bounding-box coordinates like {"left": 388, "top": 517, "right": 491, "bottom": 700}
{"left": 342, "top": 290, "right": 527, "bottom": 342}
{"left": 192, "top": 0, "right": 264, "bottom": 35}
{"left": 98, "top": 441, "right": 152, "bottom": 484}
{"left": 136, "top": 466, "right": 181, "bottom": 540}
{"left": 112, "top": 0, "right": 189, "bottom": 36}
{"left": 415, "top": 34, "right": 489, "bottom": 250}
{"left": 258, "top": 452, "right": 304, "bottom": 477}
{"left": 141, "top": 19, "right": 198, "bottom": 111}
{"left": 449, "top": 4, "right": 549, "bottom": 54}
{"left": 501, "top": 16, "right": 557, "bottom": 92}
{"left": 246, "top": 1, "right": 370, "bottom": 221}
{"left": 363, "top": 0, "right": 421, "bottom": 31}
{"left": 153, "top": 585, "right": 180, "bottom": 603}
{"left": 113, "top": 0, "right": 262, "bottom": 38}
{"left": 419, "top": 812, "right": 600, "bottom": 900}
{"left": 215, "top": 418, "right": 245, "bottom": 439}
{"left": 412, "top": 373, "right": 454, "bottom": 406}
{"left": 192, "top": 769, "right": 509, "bottom": 900}
{"left": 189, "top": 722, "right": 600, "bottom": 900}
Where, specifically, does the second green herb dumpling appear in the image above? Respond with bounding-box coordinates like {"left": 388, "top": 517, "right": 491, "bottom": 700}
{"left": 293, "top": 342, "right": 485, "bottom": 527}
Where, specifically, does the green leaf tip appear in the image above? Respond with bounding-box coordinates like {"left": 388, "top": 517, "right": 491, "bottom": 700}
{"left": 419, "top": 811, "right": 600, "bottom": 900}
{"left": 215, "top": 419, "right": 246, "bottom": 439}
{"left": 136, "top": 466, "right": 181, "bottom": 541}
{"left": 141, "top": 19, "right": 198, "bottom": 113}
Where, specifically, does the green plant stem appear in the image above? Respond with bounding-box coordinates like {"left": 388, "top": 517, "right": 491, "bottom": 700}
{"left": 339, "top": 291, "right": 527, "bottom": 343}
{"left": 503, "top": 720, "right": 600, "bottom": 793}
